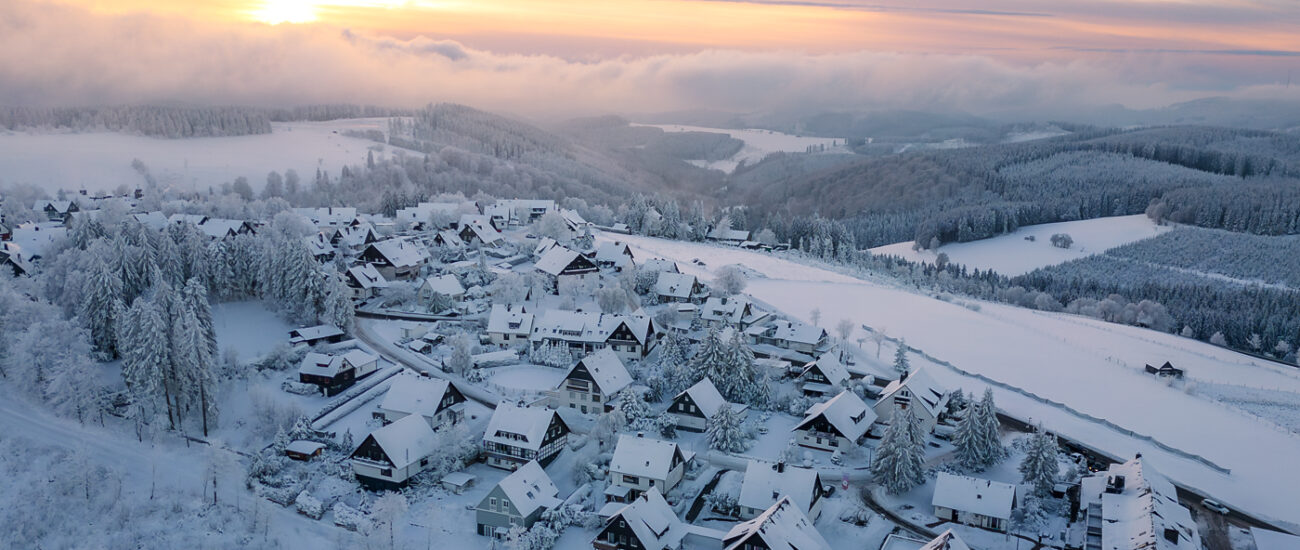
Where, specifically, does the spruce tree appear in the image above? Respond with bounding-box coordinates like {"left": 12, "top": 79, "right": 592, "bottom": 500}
{"left": 82, "top": 255, "right": 124, "bottom": 359}
{"left": 893, "top": 339, "right": 910, "bottom": 374}
{"left": 1019, "top": 426, "right": 1060, "bottom": 496}
{"left": 978, "top": 388, "right": 1006, "bottom": 464}
{"left": 873, "top": 405, "right": 927, "bottom": 494}
{"left": 706, "top": 405, "right": 746, "bottom": 453}
{"left": 689, "top": 327, "right": 730, "bottom": 388}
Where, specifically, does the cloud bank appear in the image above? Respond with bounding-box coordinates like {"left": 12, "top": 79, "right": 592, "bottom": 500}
{"left": 1, "top": 2, "right": 1295, "bottom": 118}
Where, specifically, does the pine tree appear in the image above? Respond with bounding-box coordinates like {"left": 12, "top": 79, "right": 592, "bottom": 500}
{"left": 1019, "top": 426, "right": 1060, "bottom": 496}
{"left": 953, "top": 388, "right": 1004, "bottom": 471}
{"left": 689, "top": 327, "right": 730, "bottom": 388}
{"left": 706, "top": 405, "right": 747, "bottom": 453}
{"left": 872, "top": 405, "right": 927, "bottom": 494}
{"left": 119, "top": 297, "right": 169, "bottom": 423}
{"left": 893, "top": 339, "right": 910, "bottom": 374}
{"left": 81, "top": 255, "right": 124, "bottom": 359}
{"left": 616, "top": 388, "right": 649, "bottom": 426}
{"left": 978, "top": 388, "right": 1006, "bottom": 464}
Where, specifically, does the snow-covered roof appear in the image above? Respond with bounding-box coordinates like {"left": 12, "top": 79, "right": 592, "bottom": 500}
{"left": 932, "top": 473, "right": 1016, "bottom": 521}
{"left": 533, "top": 246, "right": 591, "bottom": 276}
{"left": 559, "top": 208, "right": 588, "bottom": 228}
{"left": 484, "top": 402, "right": 562, "bottom": 452}
{"left": 495, "top": 460, "right": 562, "bottom": 518}
{"left": 878, "top": 367, "right": 950, "bottom": 417}
{"left": 562, "top": 348, "right": 632, "bottom": 396}
{"left": 347, "top": 264, "right": 389, "bottom": 290}
{"left": 395, "top": 202, "right": 461, "bottom": 225}
{"left": 771, "top": 320, "right": 827, "bottom": 346}
{"left": 1080, "top": 456, "right": 1201, "bottom": 550}
{"left": 10, "top": 222, "right": 67, "bottom": 259}
{"left": 531, "top": 310, "right": 655, "bottom": 346}
{"left": 794, "top": 390, "right": 875, "bottom": 441}
{"left": 641, "top": 258, "right": 680, "bottom": 273}
{"left": 295, "top": 207, "right": 357, "bottom": 226}
{"left": 708, "top": 226, "right": 751, "bottom": 242}
{"left": 366, "top": 238, "right": 430, "bottom": 269}
{"left": 335, "top": 223, "right": 377, "bottom": 248}
{"left": 675, "top": 378, "right": 734, "bottom": 419}
{"left": 919, "top": 530, "right": 972, "bottom": 550}
{"left": 363, "top": 414, "right": 439, "bottom": 471}
{"left": 487, "top": 304, "right": 534, "bottom": 336}
{"left": 168, "top": 213, "right": 208, "bottom": 225}
{"left": 379, "top": 373, "right": 459, "bottom": 419}
{"left": 133, "top": 211, "right": 169, "bottom": 230}
{"left": 802, "top": 353, "right": 849, "bottom": 386}
{"left": 595, "top": 241, "right": 634, "bottom": 263}
{"left": 461, "top": 222, "right": 503, "bottom": 245}
{"left": 611, "top": 434, "right": 688, "bottom": 481}
{"left": 701, "top": 297, "right": 752, "bottom": 324}
{"left": 603, "top": 488, "right": 687, "bottom": 550}
{"left": 298, "top": 349, "right": 377, "bottom": 378}
{"left": 1252, "top": 527, "right": 1300, "bottom": 550}
{"left": 434, "top": 229, "right": 465, "bottom": 248}
{"left": 723, "top": 496, "right": 829, "bottom": 550}
{"left": 197, "top": 218, "right": 249, "bottom": 239}
{"left": 305, "top": 233, "right": 335, "bottom": 257}
{"left": 655, "top": 272, "right": 701, "bottom": 300}
{"left": 289, "top": 324, "right": 345, "bottom": 344}
{"left": 421, "top": 274, "right": 465, "bottom": 297}
{"left": 738, "top": 460, "right": 821, "bottom": 516}
{"left": 286, "top": 440, "right": 327, "bottom": 455}
{"left": 533, "top": 237, "right": 559, "bottom": 258}
{"left": 34, "top": 199, "right": 75, "bottom": 214}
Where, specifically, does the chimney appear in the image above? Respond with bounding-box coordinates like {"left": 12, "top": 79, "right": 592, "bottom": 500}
{"left": 899, "top": 370, "right": 909, "bottom": 382}
{"left": 776, "top": 460, "right": 785, "bottom": 473}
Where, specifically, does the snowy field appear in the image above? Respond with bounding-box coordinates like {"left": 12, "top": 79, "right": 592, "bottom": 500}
{"left": 212, "top": 300, "right": 296, "bottom": 362}
{"left": 0, "top": 118, "right": 409, "bottom": 193}
{"left": 633, "top": 123, "right": 843, "bottom": 173}
{"left": 602, "top": 231, "right": 1300, "bottom": 530}
{"left": 869, "top": 214, "right": 1172, "bottom": 276}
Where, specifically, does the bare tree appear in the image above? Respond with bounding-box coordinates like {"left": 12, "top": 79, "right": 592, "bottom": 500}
{"left": 810, "top": 308, "right": 822, "bottom": 327}
{"left": 713, "top": 265, "right": 748, "bottom": 297}
{"left": 835, "top": 319, "right": 854, "bottom": 342}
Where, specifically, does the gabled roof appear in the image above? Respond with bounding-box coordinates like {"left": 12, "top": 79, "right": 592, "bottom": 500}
{"left": 347, "top": 263, "right": 389, "bottom": 290}
{"left": 380, "top": 372, "right": 460, "bottom": 419}
{"left": 366, "top": 238, "right": 430, "bottom": 269}
{"left": 533, "top": 237, "right": 559, "bottom": 258}
{"left": 655, "top": 272, "right": 701, "bottom": 299}
{"left": 794, "top": 390, "right": 875, "bottom": 441}
{"left": 641, "top": 259, "right": 680, "bottom": 274}
{"left": 421, "top": 274, "right": 465, "bottom": 297}
{"left": 878, "top": 367, "right": 950, "bottom": 417}
{"left": 932, "top": 473, "right": 1016, "bottom": 521}
{"left": 561, "top": 348, "right": 632, "bottom": 396}
{"left": 288, "top": 324, "right": 345, "bottom": 343}
{"left": 530, "top": 310, "right": 655, "bottom": 346}
{"left": 395, "top": 202, "right": 461, "bottom": 226}
{"left": 802, "top": 353, "right": 849, "bottom": 386}
{"left": 434, "top": 229, "right": 465, "bottom": 248}
{"left": 770, "top": 319, "right": 827, "bottom": 346}
{"left": 708, "top": 227, "right": 751, "bottom": 242}
{"left": 336, "top": 223, "right": 378, "bottom": 247}
{"left": 295, "top": 207, "right": 358, "bottom": 226}
{"left": 360, "top": 414, "right": 439, "bottom": 471}
{"left": 487, "top": 304, "right": 534, "bottom": 336}
{"left": 1080, "top": 456, "right": 1201, "bottom": 550}
{"left": 34, "top": 199, "right": 75, "bottom": 214}
{"left": 132, "top": 211, "right": 169, "bottom": 230}
{"left": 10, "top": 222, "right": 67, "bottom": 259}
{"left": 559, "top": 209, "right": 588, "bottom": 228}
{"left": 1252, "top": 527, "right": 1300, "bottom": 550}
{"left": 723, "top": 497, "right": 829, "bottom": 550}
{"left": 305, "top": 233, "right": 335, "bottom": 257}
{"left": 168, "top": 213, "right": 208, "bottom": 225}
{"left": 603, "top": 488, "right": 687, "bottom": 550}
{"left": 611, "top": 434, "right": 690, "bottom": 481}
{"left": 701, "top": 297, "right": 752, "bottom": 324}
{"left": 919, "top": 530, "right": 973, "bottom": 550}
{"left": 461, "top": 222, "right": 503, "bottom": 245}
{"left": 494, "top": 460, "right": 562, "bottom": 518}
{"left": 484, "top": 402, "right": 563, "bottom": 452}
{"left": 533, "top": 246, "right": 593, "bottom": 276}
{"left": 298, "top": 349, "right": 377, "bottom": 378}
{"left": 197, "top": 218, "right": 250, "bottom": 239}
{"left": 738, "top": 460, "right": 822, "bottom": 516}
{"left": 595, "top": 241, "right": 634, "bottom": 263}
{"left": 674, "top": 378, "right": 736, "bottom": 419}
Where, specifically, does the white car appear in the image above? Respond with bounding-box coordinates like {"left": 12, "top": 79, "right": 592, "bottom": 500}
{"left": 1201, "top": 499, "right": 1229, "bottom": 515}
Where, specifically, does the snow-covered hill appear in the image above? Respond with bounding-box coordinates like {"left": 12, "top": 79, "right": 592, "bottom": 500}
{"left": 633, "top": 123, "right": 843, "bottom": 173}
{"left": 869, "top": 214, "right": 1172, "bottom": 276}
{"left": 604, "top": 232, "right": 1300, "bottom": 531}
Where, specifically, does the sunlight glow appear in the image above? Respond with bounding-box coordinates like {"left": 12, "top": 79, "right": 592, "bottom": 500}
{"left": 250, "top": 0, "right": 318, "bottom": 25}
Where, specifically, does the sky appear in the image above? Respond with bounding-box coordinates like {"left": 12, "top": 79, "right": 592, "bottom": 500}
{"left": 2, "top": 0, "right": 1298, "bottom": 118}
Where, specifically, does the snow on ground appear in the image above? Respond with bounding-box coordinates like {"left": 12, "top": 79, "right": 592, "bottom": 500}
{"left": 484, "top": 364, "right": 565, "bottom": 394}
{"left": 213, "top": 300, "right": 296, "bottom": 363}
{"left": 0, "top": 118, "right": 409, "bottom": 193}
{"left": 869, "top": 214, "right": 1172, "bottom": 276}
{"left": 633, "top": 123, "right": 843, "bottom": 173}
{"left": 602, "top": 231, "right": 1300, "bottom": 530}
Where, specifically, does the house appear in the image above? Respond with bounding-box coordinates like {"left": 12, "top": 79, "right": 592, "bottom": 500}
{"left": 559, "top": 209, "right": 590, "bottom": 232}
{"left": 0, "top": 221, "right": 11, "bottom": 241}
{"left": 483, "top": 199, "right": 556, "bottom": 226}
{"left": 459, "top": 221, "right": 504, "bottom": 248}
{"left": 332, "top": 223, "right": 379, "bottom": 252}
{"left": 792, "top": 390, "right": 876, "bottom": 451}
{"left": 932, "top": 473, "right": 1017, "bottom": 533}
{"left": 799, "top": 353, "right": 851, "bottom": 397}
{"left": 1, "top": 246, "right": 32, "bottom": 277}
{"left": 700, "top": 297, "right": 768, "bottom": 329}
{"left": 419, "top": 274, "right": 466, "bottom": 307}
{"left": 667, "top": 378, "right": 748, "bottom": 432}
{"left": 475, "top": 460, "right": 563, "bottom": 538}
{"left": 1078, "top": 455, "right": 1201, "bottom": 550}
{"left": 640, "top": 259, "right": 680, "bottom": 274}
{"left": 34, "top": 200, "right": 79, "bottom": 223}
{"left": 345, "top": 263, "right": 388, "bottom": 299}
{"left": 486, "top": 304, "right": 534, "bottom": 345}
{"left": 534, "top": 246, "right": 600, "bottom": 293}
{"left": 295, "top": 207, "right": 359, "bottom": 228}
{"left": 553, "top": 348, "right": 632, "bottom": 414}
{"left": 482, "top": 402, "right": 570, "bottom": 470}
{"left": 433, "top": 229, "right": 466, "bottom": 249}
{"left": 594, "top": 241, "right": 635, "bottom": 271}
{"left": 592, "top": 488, "right": 688, "bottom": 550}
{"left": 737, "top": 460, "right": 826, "bottom": 521}
{"left": 288, "top": 324, "right": 346, "bottom": 347}
{"left": 197, "top": 218, "right": 256, "bottom": 240}
{"left": 349, "top": 414, "right": 440, "bottom": 490}
{"left": 706, "top": 226, "right": 751, "bottom": 246}
{"left": 1144, "top": 361, "right": 1185, "bottom": 379}
{"left": 872, "top": 367, "right": 951, "bottom": 434}
{"left": 305, "top": 233, "right": 336, "bottom": 261}
{"left": 360, "top": 238, "right": 430, "bottom": 281}
{"left": 750, "top": 319, "right": 829, "bottom": 355}
{"left": 918, "top": 530, "right": 973, "bottom": 550}
{"left": 167, "top": 213, "right": 209, "bottom": 226}
{"left": 532, "top": 237, "right": 560, "bottom": 259}
{"left": 373, "top": 372, "right": 467, "bottom": 430}
{"left": 131, "top": 211, "right": 169, "bottom": 231}
{"left": 297, "top": 349, "right": 380, "bottom": 396}
{"left": 395, "top": 202, "right": 462, "bottom": 230}
{"left": 285, "top": 440, "right": 327, "bottom": 461}
{"left": 530, "top": 310, "right": 659, "bottom": 362}
{"left": 654, "top": 273, "right": 707, "bottom": 304}
{"left": 1251, "top": 527, "right": 1300, "bottom": 550}
{"left": 9, "top": 222, "right": 67, "bottom": 261}
{"left": 722, "top": 497, "right": 830, "bottom": 550}
{"left": 608, "top": 433, "right": 694, "bottom": 502}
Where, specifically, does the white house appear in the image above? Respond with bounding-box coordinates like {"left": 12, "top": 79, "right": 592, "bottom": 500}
{"left": 737, "top": 460, "right": 825, "bottom": 521}
{"left": 297, "top": 349, "right": 379, "bottom": 396}
{"left": 749, "top": 319, "right": 829, "bottom": 355}
{"left": 932, "top": 473, "right": 1017, "bottom": 533}
{"left": 873, "top": 367, "right": 951, "bottom": 434}
{"left": 360, "top": 238, "right": 430, "bottom": 281}
{"left": 349, "top": 414, "right": 440, "bottom": 490}
{"left": 529, "top": 310, "right": 659, "bottom": 362}
{"left": 1078, "top": 455, "right": 1201, "bottom": 550}
{"left": 533, "top": 246, "right": 600, "bottom": 293}
{"left": 374, "top": 372, "right": 468, "bottom": 430}
{"left": 722, "top": 497, "right": 830, "bottom": 550}
{"left": 798, "top": 353, "right": 851, "bottom": 397}
{"left": 345, "top": 263, "right": 388, "bottom": 299}
{"left": 419, "top": 274, "right": 466, "bottom": 307}
{"left": 475, "top": 460, "right": 562, "bottom": 538}
{"left": 706, "top": 226, "right": 751, "bottom": 246}
{"left": 592, "top": 488, "right": 689, "bottom": 550}
{"left": 482, "top": 402, "right": 570, "bottom": 470}
{"left": 792, "top": 390, "right": 876, "bottom": 451}
{"left": 700, "top": 297, "right": 768, "bottom": 329}
{"left": 654, "top": 272, "right": 707, "bottom": 304}
{"left": 552, "top": 348, "right": 632, "bottom": 415}
{"left": 594, "top": 241, "right": 635, "bottom": 271}
{"left": 486, "top": 304, "right": 534, "bottom": 346}
{"left": 608, "top": 433, "right": 694, "bottom": 502}
{"left": 666, "top": 378, "right": 748, "bottom": 432}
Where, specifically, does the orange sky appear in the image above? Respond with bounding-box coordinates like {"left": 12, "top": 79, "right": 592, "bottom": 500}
{"left": 58, "top": 0, "right": 1300, "bottom": 59}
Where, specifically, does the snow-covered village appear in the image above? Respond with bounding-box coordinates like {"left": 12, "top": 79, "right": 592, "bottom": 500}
{"left": 4, "top": 2, "right": 1300, "bottom": 549}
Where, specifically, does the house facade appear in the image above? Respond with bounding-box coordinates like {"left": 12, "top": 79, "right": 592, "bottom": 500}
{"left": 592, "top": 489, "right": 687, "bottom": 550}
{"left": 872, "top": 367, "right": 951, "bottom": 434}
{"left": 374, "top": 373, "right": 468, "bottom": 430}
{"left": 552, "top": 348, "right": 632, "bottom": 415}
{"left": 360, "top": 238, "right": 430, "bottom": 281}
{"left": 349, "top": 414, "right": 439, "bottom": 491}
{"left": 793, "top": 390, "right": 876, "bottom": 451}
{"left": 738, "top": 460, "right": 825, "bottom": 521}
{"left": 297, "top": 349, "right": 379, "bottom": 396}
{"left": 932, "top": 473, "right": 1017, "bottom": 533}
{"left": 534, "top": 246, "right": 600, "bottom": 294}
{"left": 530, "top": 310, "right": 659, "bottom": 362}
{"left": 667, "top": 378, "right": 747, "bottom": 432}
{"left": 608, "top": 434, "right": 693, "bottom": 502}
{"left": 475, "top": 460, "right": 562, "bottom": 538}
{"left": 482, "top": 402, "right": 571, "bottom": 470}
{"left": 486, "top": 304, "right": 534, "bottom": 346}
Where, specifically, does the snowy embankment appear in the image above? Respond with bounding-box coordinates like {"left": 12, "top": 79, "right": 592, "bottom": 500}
{"left": 603, "top": 232, "right": 1300, "bottom": 530}
{"left": 868, "top": 214, "right": 1172, "bottom": 276}
{"left": 633, "top": 123, "right": 843, "bottom": 173}
{"left": 0, "top": 118, "right": 410, "bottom": 194}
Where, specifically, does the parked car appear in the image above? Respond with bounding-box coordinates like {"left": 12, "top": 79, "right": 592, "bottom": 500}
{"left": 1202, "top": 499, "right": 1229, "bottom": 515}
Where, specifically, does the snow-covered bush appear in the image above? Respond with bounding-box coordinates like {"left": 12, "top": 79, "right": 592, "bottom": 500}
{"left": 295, "top": 491, "right": 325, "bottom": 519}
{"left": 332, "top": 502, "right": 371, "bottom": 533}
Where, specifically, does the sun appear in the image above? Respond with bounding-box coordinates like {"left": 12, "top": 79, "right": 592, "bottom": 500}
{"left": 250, "top": 0, "right": 319, "bottom": 25}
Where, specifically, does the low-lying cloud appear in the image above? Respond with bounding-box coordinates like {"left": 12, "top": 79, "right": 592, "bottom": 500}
{"left": 1, "top": 2, "right": 1295, "bottom": 118}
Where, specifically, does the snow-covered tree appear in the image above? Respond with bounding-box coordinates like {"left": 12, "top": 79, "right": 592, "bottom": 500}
{"left": 533, "top": 210, "right": 572, "bottom": 243}
{"left": 447, "top": 332, "right": 474, "bottom": 376}
{"left": 80, "top": 255, "right": 124, "bottom": 359}
{"left": 893, "top": 339, "right": 910, "bottom": 374}
{"left": 834, "top": 319, "right": 854, "bottom": 342}
{"left": 1019, "top": 426, "right": 1060, "bottom": 496}
{"left": 616, "top": 388, "right": 650, "bottom": 427}
{"left": 706, "top": 405, "right": 747, "bottom": 453}
{"left": 713, "top": 265, "right": 748, "bottom": 297}
{"left": 688, "top": 327, "right": 729, "bottom": 389}
{"left": 1210, "top": 331, "right": 1228, "bottom": 346}
{"left": 370, "top": 492, "right": 409, "bottom": 550}
{"left": 872, "top": 405, "right": 926, "bottom": 494}
{"left": 952, "top": 388, "right": 1003, "bottom": 471}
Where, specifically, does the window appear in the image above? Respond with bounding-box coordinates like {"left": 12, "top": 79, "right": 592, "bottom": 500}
{"left": 489, "top": 497, "right": 497, "bottom": 510}
{"left": 380, "top": 468, "right": 392, "bottom": 477}
{"left": 623, "top": 475, "right": 639, "bottom": 484}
